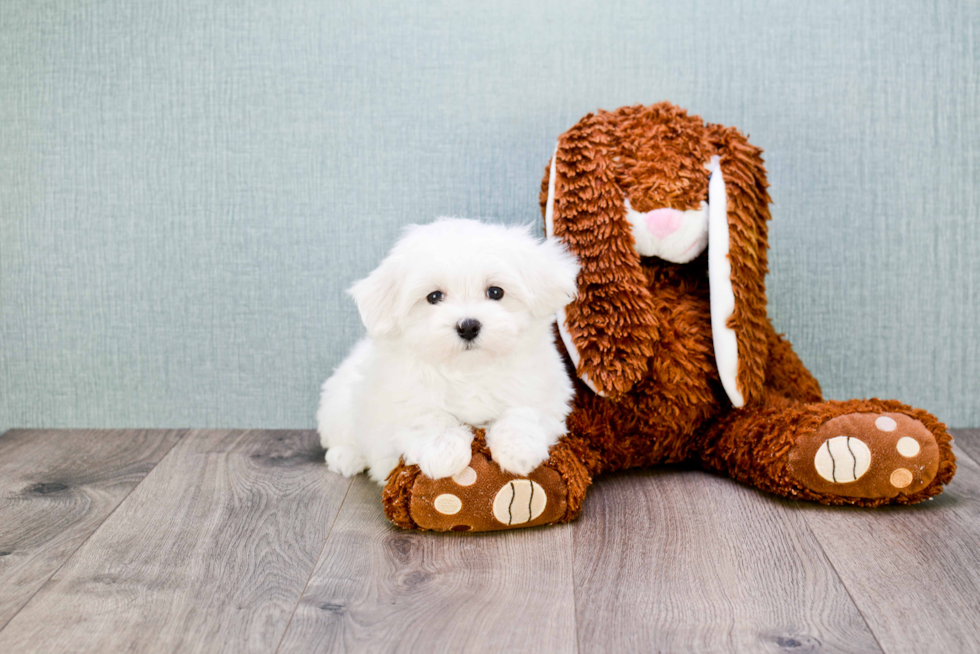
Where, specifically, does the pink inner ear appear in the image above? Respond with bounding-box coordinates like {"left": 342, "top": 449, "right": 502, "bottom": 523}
{"left": 644, "top": 208, "right": 684, "bottom": 240}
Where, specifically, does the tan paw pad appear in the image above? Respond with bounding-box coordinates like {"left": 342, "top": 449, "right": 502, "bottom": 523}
{"left": 813, "top": 436, "right": 871, "bottom": 483}
{"left": 492, "top": 480, "right": 547, "bottom": 526}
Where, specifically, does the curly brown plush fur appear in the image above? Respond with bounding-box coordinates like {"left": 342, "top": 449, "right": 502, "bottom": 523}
{"left": 382, "top": 102, "right": 955, "bottom": 531}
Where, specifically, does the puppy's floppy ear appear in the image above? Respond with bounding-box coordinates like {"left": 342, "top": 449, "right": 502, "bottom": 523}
{"left": 543, "top": 112, "right": 660, "bottom": 399}
{"left": 348, "top": 255, "right": 402, "bottom": 338}
{"left": 706, "top": 123, "right": 772, "bottom": 406}
{"left": 519, "top": 235, "right": 580, "bottom": 319}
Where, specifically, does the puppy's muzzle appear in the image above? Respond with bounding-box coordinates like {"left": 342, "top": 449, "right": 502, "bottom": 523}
{"left": 456, "top": 318, "right": 481, "bottom": 342}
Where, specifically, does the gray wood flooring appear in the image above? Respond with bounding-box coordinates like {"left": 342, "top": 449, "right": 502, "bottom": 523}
{"left": 0, "top": 428, "right": 978, "bottom": 653}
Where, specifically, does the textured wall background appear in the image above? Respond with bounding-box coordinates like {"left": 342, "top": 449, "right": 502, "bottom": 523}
{"left": 1, "top": 0, "right": 978, "bottom": 431}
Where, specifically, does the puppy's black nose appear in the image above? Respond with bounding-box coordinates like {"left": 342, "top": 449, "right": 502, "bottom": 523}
{"left": 456, "top": 318, "right": 481, "bottom": 342}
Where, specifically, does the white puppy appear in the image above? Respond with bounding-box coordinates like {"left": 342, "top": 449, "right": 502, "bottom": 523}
{"left": 317, "top": 218, "right": 579, "bottom": 484}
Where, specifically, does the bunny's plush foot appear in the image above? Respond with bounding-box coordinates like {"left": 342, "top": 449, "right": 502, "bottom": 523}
{"left": 383, "top": 431, "right": 590, "bottom": 532}
{"left": 787, "top": 409, "right": 952, "bottom": 502}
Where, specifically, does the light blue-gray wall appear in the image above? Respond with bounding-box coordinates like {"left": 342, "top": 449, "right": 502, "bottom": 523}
{"left": 2, "top": 0, "right": 978, "bottom": 431}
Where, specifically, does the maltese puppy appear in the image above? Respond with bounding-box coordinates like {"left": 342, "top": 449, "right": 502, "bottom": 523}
{"left": 317, "top": 217, "right": 579, "bottom": 484}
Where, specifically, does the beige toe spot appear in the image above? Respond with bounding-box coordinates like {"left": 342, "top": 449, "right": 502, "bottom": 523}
{"left": 896, "top": 437, "right": 921, "bottom": 457}
{"left": 875, "top": 416, "right": 898, "bottom": 432}
{"left": 890, "top": 468, "right": 913, "bottom": 488}
{"left": 452, "top": 466, "right": 477, "bottom": 487}
{"left": 433, "top": 493, "right": 462, "bottom": 515}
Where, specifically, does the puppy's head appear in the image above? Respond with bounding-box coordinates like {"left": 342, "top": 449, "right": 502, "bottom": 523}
{"left": 349, "top": 218, "right": 578, "bottom": 365}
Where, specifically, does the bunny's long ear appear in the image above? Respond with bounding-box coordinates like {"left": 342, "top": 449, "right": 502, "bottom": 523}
{"left": 706, "top": 125, "right": 772, "bottom": 407}
{"left": 543, "top": 113, "right": 659, "bottom": 399}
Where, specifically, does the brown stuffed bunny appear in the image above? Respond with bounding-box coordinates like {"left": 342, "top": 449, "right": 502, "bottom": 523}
{"left": 383, "top": 102, "right": 956, "bottom": 532}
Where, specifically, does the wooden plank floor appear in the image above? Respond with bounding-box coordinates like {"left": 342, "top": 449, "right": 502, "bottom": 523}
{"left": 0, "top": 429, "right": 978, "bottom": 653}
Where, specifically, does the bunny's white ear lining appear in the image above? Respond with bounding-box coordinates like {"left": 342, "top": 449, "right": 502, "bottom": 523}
{"left": 706, "top": 156, "right": 743, "bottom": 408}
{"left": 546, "top": 145, "right": 742, "bottom": 407}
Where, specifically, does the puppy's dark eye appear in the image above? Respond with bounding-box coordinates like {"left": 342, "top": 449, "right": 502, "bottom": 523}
{"left": 486, "top": 286, "right": 504, "bottom": 301}
{"left": 426, "top": 291, "right": 444, "bottom": 305}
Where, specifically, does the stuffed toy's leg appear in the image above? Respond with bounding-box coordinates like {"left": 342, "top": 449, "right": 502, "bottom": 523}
{"left": 699, "top": 394, "right": 956, "bottom": 506}
{"left": 383, "top": 429, "right": 592, "bottom": 532}
{"left": 700, "top": 332, "right": 955, "bottom": 505}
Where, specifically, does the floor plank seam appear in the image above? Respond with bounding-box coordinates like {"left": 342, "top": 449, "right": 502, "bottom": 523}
{"left": 0, "top": 429, "right": 188, "bottom": 636}
{"left": 791, "top": 498, "right": 888, "bottom": 654}
{"left": 274, "top": 475, "right": 355, "bottom": 654}
{"left": 570, "top": 526, "right": 582, "bottom": 654}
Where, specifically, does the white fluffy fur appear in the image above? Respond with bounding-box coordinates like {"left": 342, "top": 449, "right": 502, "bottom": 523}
{"left": 317, "top": 218, "right": 580, "bottom": 484}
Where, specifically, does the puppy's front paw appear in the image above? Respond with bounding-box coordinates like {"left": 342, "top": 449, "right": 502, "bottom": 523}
{"left": 325, "top": 446, "right": 367, "bottom": 477}
{"left": 413, "top": 427, "right": 473, "bottom": 480}
{"left": 486, "top": 417, "right": 553, "bottom": 477}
